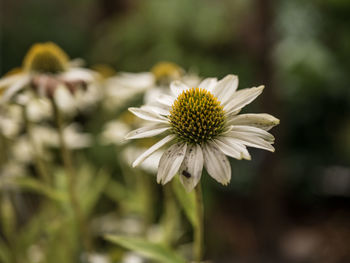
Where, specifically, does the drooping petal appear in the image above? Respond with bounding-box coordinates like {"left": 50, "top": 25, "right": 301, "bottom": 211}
{"left": 129, "top": 107, "right": 168, "bottom": 123}
{"left": 157, "top": 142, "right": 187, "bottom": 185}
{"left": 214, "top": 136, "right": 251, "bottom": 160}
{"left": 156, "top": 94, "right": 175, "bottom": 107}
{"left": 142, "top": 105, "right": 170, "bottom": 116}
{"left": 132, "top": 135, "right": 175, "bottom": 167}
{"left": 60, "top": 68, "right": 97, "bottom": 83}
{"left": 1, "top": 75, "right": 31, "bottom": 103}
{"left": 202, "top": 142, "right": 231, "bottom": 185}
{"left": 213, "top": 138, "right": 242, "bottom": 160}
{"left": 227, "top": 113, "right": 280, "bottom": 131}
{"left": 179, "top": 144, "right": 204, "bottom": 191}
{"left": 170, "top": 80, "right": 189, "bottom": 97}
{"left": 211, "top": 75, "right": 238, "bottom": 105}
{"left": 223, "top": 85, "right": 264, "bottom": 114}
{"left": 229, "top": 125, "right": 275, "bottom": 142}
{"left": 217, "top": 136, "right": 251, "bottom": 160}
{"left": 125, "top": 124, "right": 170, "bottom": 139}
{"left": 198, "top": 78, "right": 217, "bottom": 92}
{"left": 0, "top": 73, "right": 26, "bottom": 88}
{"left": 227, "top": 131, "right": 275, "bottom": 152}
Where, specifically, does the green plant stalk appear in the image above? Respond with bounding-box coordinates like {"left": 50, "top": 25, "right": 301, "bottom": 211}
{"left": 161, "top": 184, "right": 178, "bottom": 245}
{"left": 50, "top": 97, "right": 91, "bottom": 252}
{"left": 194, "top": 183, "right": 204, "bottom": 263}
{"left": 22, "top": 105, "right": 50, "bottom": 184}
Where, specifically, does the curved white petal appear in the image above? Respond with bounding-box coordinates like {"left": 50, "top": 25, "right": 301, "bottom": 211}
{"left": 227, "top": 113, "right": 280, "bottom": 131}
{"left": 179, "top": 144, "right": 204, "bottom": 191}
{"left": 227, "top": 131, "right": 275, "bottom": 152}
{"left": 156, "top": 94, "right": 175, "bottom": 107}
{"left": 60, "top": 68, "right": 97, "bottom": 83}
{"left": 129, "top": 107, "right": 168, "bottom": 123}
{"left": 223, "top": 85, "right": 264, "bottom": 114}
{"left": 212, "top": 75, "right": 238, "bottom": 105}
{"left": 157, "top": 142, "right": 187, "bottom": 185}
{"left": 213, "top": 138, "right": 242, "bottom": 160}
{"left": 202, "top": 142, "right": 231, "bottom": 185}
{"left": 125, "top": 124, "right": 170, "bottom": 139}
{"left": 0, "top": 73, "right": 27, "bottom": 88}
{"left": 170, "top": 81, "right": 189, "bottom": 97}
{"left": 1, "top": 75, "right": 31, "bottom": 103}
{"left": 229, "top": 125, "right": 275, "bottom": 142}
{"left": 142, "top": 105, "right": 170, "bottom": 116}
{"left": 198, "top": 78, "right": 217, "bottom": 92}
{"left": 132, "top": 134, "right": 175, "bottom": 167}
{"left": 116, "top": 72, "right": 155, "bottom": 89}
{"left": 215, "top": 136, "right": 251, "bottom": 160}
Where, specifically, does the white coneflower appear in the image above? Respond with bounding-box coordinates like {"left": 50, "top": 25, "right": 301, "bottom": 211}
{"left": 0, "top": 42, "right": 97, "bottom": 103}
{"left": 125, "top": 75, "right": 279, "bottom": 191}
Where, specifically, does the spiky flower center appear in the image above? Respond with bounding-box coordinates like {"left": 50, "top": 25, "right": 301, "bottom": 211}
{"left": 23, "top": 42, "right": 69, "bottom": 74}
{"left": 169, "top": 87, "right": 226, "bottom": 144}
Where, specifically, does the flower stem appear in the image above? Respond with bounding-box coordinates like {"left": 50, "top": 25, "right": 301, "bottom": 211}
{"left": 194, "top": 183, "right": 204, "bottom": 263}
{"left": 50, "top": 97, "right": 91, "bottom": 252}
{"left": 22, "top": 105, "right": 50, "bottom": 184}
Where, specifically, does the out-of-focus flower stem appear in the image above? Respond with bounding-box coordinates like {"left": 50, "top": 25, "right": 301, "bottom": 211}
{"left": 50, "top": 97, "right": 91, "bottom": 252}
{"left": 162, "top": 184, "right": 177, "bottom": 245}
{"left": 194, "top": 183, "right": 204, "bottom": 263}
{"left": 22, "top": 105, "right": 50, "bottom": 184}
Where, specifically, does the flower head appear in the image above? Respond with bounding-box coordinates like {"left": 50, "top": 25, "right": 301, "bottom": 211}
{"left": 23, "top": 42, "right": 69, "bottom": 74}
{"left": 0, "top": 42, "right": 97, "bottom": 104}
{"left": 151, "top": 61, "right": 183, "bottom": 85}
{"left": 125, "top": 74, "right": 279, "bottom": 191}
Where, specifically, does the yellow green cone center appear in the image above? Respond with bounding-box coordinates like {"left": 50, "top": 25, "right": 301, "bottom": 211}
{"left": 23, "top": 42, "right": 69, "bottom": 74}
{"left": 169, "top": 87, "right": 226, "bottom": 144}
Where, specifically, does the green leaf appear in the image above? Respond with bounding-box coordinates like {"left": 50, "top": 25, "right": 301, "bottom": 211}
{"left": 105, "top": 235, "right": 186, "bottom": 263}
{"left": 172, "top": 177, "right": 198, "bottom": 228}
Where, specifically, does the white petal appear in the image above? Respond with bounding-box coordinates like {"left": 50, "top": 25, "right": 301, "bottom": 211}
{"left": 1, "top": 75, "right": 30, "bottom": 103}
{"left": 227, "top": 131, "right": 275, "bottom": 152}
{"left": 156, "top": 94, "right": 175, "bottom": 107}
{"left": 179, "top": 144, "right": 204, "bottom": 191}
{"left": 215, "top": 136, "right": 251, "bottom": 160}
{"left": 157, "top": 142, "right": 187, "bottom": 185}
{"left": 229, "top": 125, "right": 275, "bottom": 142}
{"left": 170, "top": 81, "right": 189, "bottom": 97}
{"left": 223, "top": 85, "right": 264, "bottom": 114}
{"left": 117, "top": 72, "right": 155, "bottom": 89}
{"left": 211, "top": 75, "right": 238, "bottom": 105}
{"left": 202, "top": 142, "right": 231, "bottom": 185}
{"left": 142, "top": 105, "right": 170, "bottom": 116}
{"left": 213, "top": 139, "right": 242, "bottom": 160}
{"left": 227, "top": 113, "right": 280, "bottom": 131}
{"left": 125, "top": 124, "right": 170, "bottom": 139}
{"left": 129, "top": 107, "right": 168, "bottom": 123}
{"left": 60, "top": 68, "right": 97, "bottom": 83}
{"left": 0, "top": 73, "right": 26, "bottom": 88}
{"left": 132, "top": 134, "right": 175, "bottom": 167}
{"left": 198, "top": 78, "right": 217, "bottom": 92}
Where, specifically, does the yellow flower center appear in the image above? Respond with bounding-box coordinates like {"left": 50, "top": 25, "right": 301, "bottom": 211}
{"left": 151, "top": 62, "right": 183, "bottom": 84}
{"left": 169, "top": 87, "right": 226, "bottom": 144}
{"left": 23, "top": 42, "right": 69, "bottom": 74}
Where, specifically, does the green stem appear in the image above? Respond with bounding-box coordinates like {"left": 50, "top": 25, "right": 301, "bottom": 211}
{"left": 50, "top": 97, "right": 91, "bottom": 252}
{"left": 162, "top": 184, "right": 177, "bottom": 245}
{"left": 194, "top": 183, "right": 204, "bottom": 263}
{"left": 22, "top": 105, "right": 50, "bottom": 184}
